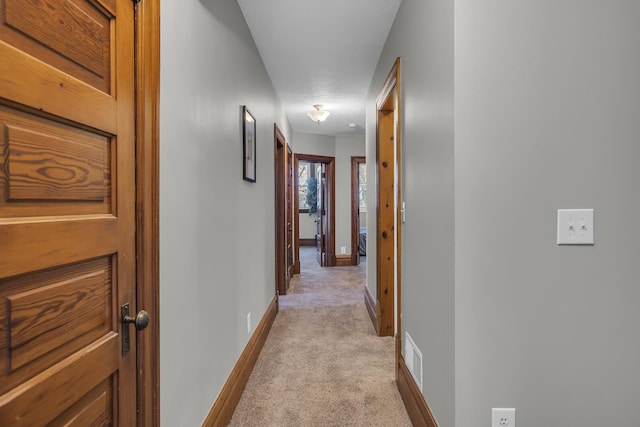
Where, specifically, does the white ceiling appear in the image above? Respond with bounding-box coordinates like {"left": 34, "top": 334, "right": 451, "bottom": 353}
{"left": 237, "top": 0, "right": 402, "bottom": 136}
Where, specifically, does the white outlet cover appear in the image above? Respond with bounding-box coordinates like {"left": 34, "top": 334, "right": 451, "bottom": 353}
{"left": 492, "top": 408, "right": 515, "bottom": 427}
{"left": 557, "top": 209, "right": 594, "bottom": 245}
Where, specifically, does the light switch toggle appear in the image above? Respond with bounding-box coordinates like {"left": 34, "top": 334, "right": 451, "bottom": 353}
{"left": 557, "top": 209, "right": 594, "bottom": 245}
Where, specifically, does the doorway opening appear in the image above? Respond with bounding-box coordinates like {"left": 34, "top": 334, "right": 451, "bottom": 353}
{"left": 351, "top": 156, "right": 367, "bottom": 266}
{"left": 293, "top": 153, "right": 336, "bottom": 271}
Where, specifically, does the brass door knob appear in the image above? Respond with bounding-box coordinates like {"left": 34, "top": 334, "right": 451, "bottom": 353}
{"left": 123, "top": 310, "right": 150, "bottom": 331}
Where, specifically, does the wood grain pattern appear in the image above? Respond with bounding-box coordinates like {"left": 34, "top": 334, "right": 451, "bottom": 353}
{"left": 376, "top": 108, "right": 395, "bottom": 337}
{"left": 375, "top": 58, "right": 401, "bottom": 338}
{"left": 6, "top": 125, "right": 106, "bottom": 201}
{"left": 8, "top": 269, "right": 109, "bottom": 371}
{"left": 0, "top": 305, "right": 6, "bottom": 364}
{"left": 0, "top": 333, "right": 118, "bottom": 427}
{"left": 0, "top": 258, "right": 112, "bottom": 393}
{"left": 0, "top": 216, "right": 117, "bottom": 280}
{"left": 0, "top": 41, "right": 117, "bottom": 134}
{"left": 394, "top": 59, "right": 403, "bottom": 364}
{"left": 111, "top": 0, "right": 137, "bottom": 422}
{"left": 1, "top": 0, "right": 111, "bottom": 92}
{"left": 134, "top": 0, "right": 161, "bottom": 423}
{"left": 0, "top": 105, "right": 111, "bottom": 217}
{"left": 53, "top": 389, "right": 110, "bottom": 427}
{"left": 0, "top": 0, "right": 137, "bottom": 424}
{"left": 5, "top": 0, "right": 109, "bottom": 77}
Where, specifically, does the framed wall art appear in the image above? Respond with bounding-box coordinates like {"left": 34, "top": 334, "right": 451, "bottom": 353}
{"left": 242, "top": 106, "right": 256, "bottom": 182}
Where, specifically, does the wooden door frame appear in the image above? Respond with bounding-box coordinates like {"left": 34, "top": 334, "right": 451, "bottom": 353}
{"left": 134, "top": 1, "right": 160, "bottom": 425}
{"left": 293, "top": 153, "right": 336, "bottom": 269}
{"left": 375, "top": 58, "right": 402, "bottom": 342}
{"left": 351, "top": 156, "right": 366, "bottom": 266}
{"left": 286, "top": 144, "right": 295, "bottom": 281}
{"left": 274, "top": 125, "right": 290, "bottom": 297}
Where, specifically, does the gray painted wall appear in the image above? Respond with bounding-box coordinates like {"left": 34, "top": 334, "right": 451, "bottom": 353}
{"left": 293, "top": 132, "right": 336, "bottom": 157}
{"left": 158, "top": 1, "right": 640, "bottom": 425}
{"left": 299, "top": 213, "right": 317, "bottom": 239}
{"left": 455, "top": 1, "right": 640, "bottom": 425}
{"left": 366, "top": 0, "right": 455, "bottom": 425}
{"left": 369, "top": 0, "right": 640, "bottom": 426}
{"left": 159, "top": 1, "right": 290, "bottom": 425}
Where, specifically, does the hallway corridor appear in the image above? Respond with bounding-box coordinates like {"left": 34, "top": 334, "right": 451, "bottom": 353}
{"left": 228, "top": 247, "right": 411, "bottom": 426}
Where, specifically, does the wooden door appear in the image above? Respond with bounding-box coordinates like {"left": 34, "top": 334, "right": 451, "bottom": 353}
{"left": 0, "top": 0, "right": 138, "bottom": 425}
{"left": 315, "top": 164, "right": 325, "bottom": 266}
{"left": 285, "top": 144, "right": 294, "bottom": 282}
{"left": 294, "top": 154, "right": 335, "bottom": 273}
{"left": 351, "top": 157, "right": 366, "bottom": 266}
{"left": 274, "top": 125, "right": 287, "bottom": 296}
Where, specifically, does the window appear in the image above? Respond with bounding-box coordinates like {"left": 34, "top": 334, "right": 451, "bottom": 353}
{"left": 358, "top": 163, "right": 367, "bottom": 210}
{"left": 298, "top": 161, "right": 311, "bottom": 212}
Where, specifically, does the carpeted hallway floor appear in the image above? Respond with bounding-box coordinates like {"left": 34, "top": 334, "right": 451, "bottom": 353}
{"left": 228, "top": 247, "right": 412, "bottom": 427}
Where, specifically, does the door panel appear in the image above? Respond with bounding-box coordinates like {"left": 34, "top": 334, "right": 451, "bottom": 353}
{"left": 0, "top": 106, "right": 112, "bottom": 216}
{"left": 0, "top": 0, "right": 136, "bottom": 425}
{"left": 51, "top": 378, "right": 112, "bottom": 426}
{"left": 1, "top": 0, "right": 112, "bottom": 93}
{"left": 316, "top": 164, "right": 325, "bottom": 266}
{"left": 319, "top": 163, "right": 333, "bottom": 267}
{"left": 274, "top": 126, "right": 287, "bottom": 296}
{"left": 286, "top": 145, "right": 294, "bottom": 282}
{"left": 3, "top": 259, "right": 111, "bottom": 374}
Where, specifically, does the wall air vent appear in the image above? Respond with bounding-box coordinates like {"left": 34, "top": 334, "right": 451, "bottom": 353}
{"left": 404, "top": 331, "right": 423, "bottom": 391}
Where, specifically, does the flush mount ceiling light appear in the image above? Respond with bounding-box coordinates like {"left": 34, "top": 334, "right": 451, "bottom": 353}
{"left": 307, "top": 104, "right": 330, "bottom": 124}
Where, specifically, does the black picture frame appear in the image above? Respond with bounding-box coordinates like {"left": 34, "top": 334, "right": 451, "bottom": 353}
{"left": 242, "top": 106, "right": 256, "bottom": 182}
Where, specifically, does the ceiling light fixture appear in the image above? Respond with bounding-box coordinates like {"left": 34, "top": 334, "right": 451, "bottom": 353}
{"left": 307, "top": 104, "right": 330, "bottom": 124}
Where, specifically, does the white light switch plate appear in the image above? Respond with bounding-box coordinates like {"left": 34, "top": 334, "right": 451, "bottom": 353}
{"left": 557, "top": 209, "right": 594, "bottom": 245}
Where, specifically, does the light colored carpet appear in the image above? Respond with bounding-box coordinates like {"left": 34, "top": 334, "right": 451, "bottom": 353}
{"left": 229, "top": 247, "right": 412, "bottom": 427}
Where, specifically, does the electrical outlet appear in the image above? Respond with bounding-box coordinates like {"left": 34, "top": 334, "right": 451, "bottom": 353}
{"left": 340, "top": 246, "right": 346, "bottom": 254}
{"left": 492, "top": 408, "right": 515, "bottom": 427}
{"left": 247, "top": 312, "right": 252, "bottom": 334}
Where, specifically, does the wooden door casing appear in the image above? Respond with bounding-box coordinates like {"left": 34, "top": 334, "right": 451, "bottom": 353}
{"left": 351, "top": 156, "right": 366, "bottom": 266}
{"left": 293, "top": 153, "right": 336, "bottom": 269}
{"left": 315, "top": 164, "right": 325, "bottom": 266}
{"left": 134, "top": 0, "right": 161, "bottom": 423}
{"left": 0, "top": 0, "right": 137, "bottom": 425}
{"left": 376, "top": 108, "right": 395, "bottom": 337}
{"left": 274, "top": 125, "right": 287, "bottom": 296}
{"left": 285, "top": 144, "right": 294, "bottom": 282}
{"left": 375, "top": 58, "right": 402, "bottom": 342}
